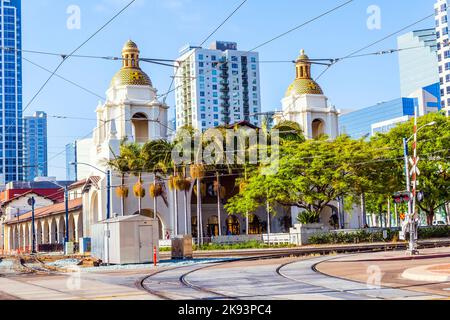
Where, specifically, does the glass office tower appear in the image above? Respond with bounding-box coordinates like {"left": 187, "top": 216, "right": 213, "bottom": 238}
{"left": 23, "top": 111, "right": 48, "bottom": 181}
{"left": 0, "top": 0, "right": 23, "bottom": 183}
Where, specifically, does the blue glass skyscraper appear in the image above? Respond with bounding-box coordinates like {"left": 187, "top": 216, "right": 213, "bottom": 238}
{"left": 23, "top": 111, "right": 48, "bottom": 181}
{"left": 0, "top": 0, "right": 22, "bottom": 183}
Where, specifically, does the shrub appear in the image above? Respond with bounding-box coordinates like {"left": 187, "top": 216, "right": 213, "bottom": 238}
{"left": 309, "top": 226, "right": 450, "bottom": 245}
{"left": 297, "top": 211, "right": 320, "bottom": 224}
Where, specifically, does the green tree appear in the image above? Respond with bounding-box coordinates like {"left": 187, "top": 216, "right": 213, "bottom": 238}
{"left": 371, "top": 112, "right": 450, "bottom": 225}
{"left": 226, "top": 136, "right": 368, "bottom": 224}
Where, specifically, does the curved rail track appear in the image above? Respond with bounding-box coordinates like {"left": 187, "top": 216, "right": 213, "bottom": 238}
{"left": 139, "top": 240, "right": 450, "bottom": 300}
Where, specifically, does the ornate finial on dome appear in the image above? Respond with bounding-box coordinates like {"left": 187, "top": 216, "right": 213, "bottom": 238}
{"left": 110, "top": 40, "right": 152, "bottom": 87}
{"left": 285, "top": 48, "right": 323, "bottom": 97}
{"left": 122, "top": 39, "right": 140, "bottom": 68}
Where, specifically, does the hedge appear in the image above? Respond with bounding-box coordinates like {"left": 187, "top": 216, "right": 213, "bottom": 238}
{"left": 309, "top": 226, "right": 450, "bottom": 245}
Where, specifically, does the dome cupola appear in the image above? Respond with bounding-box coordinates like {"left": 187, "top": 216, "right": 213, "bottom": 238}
{"left": 110, "top": 40, "right": 152, "bottom": 88}
{"left": 285, "top": 49, "right": 323, "bottom": 97}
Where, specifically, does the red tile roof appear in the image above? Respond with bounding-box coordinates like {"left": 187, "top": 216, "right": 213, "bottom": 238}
{"left": 5, "top": 198, "right": 83, "bottom": 225}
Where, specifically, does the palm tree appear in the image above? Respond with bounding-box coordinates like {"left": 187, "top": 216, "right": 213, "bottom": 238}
{"left": 120, "top": 143, "right": 145, "bottom": 215}
{"left": 107, "top": 143, "right": 131, "bottom": 216}
{"left": 142, "top": 140, "right": 173, "bottom": 227}
{"left": 190, "top": 163, "right": 205, "bottom": 245}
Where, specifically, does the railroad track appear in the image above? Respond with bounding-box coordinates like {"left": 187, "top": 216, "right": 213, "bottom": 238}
{"left": 16, "top": 255, "right": 58, "bottom": 275}
{"left": 140, "top": 240, "right": 450, "bottom": 300}
{"left": 160, "top": 239, "right": 450, "bottom": 260}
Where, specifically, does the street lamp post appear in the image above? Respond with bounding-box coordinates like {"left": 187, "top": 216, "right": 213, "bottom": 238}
{"left": 402, "top": 117, "right": 436, "bottom": 255}
{"left": 29, "top": 197, "right": 36, "bottom": 254}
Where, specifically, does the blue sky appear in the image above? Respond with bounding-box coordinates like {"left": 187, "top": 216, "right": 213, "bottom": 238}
{"left": 21, "top": 0, "right": 437, "bottom": 179}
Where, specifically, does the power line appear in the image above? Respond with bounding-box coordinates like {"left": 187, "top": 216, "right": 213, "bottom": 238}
{"left": 0, "top": 46, "right": 177, "bottom": 63}
{"left": 250, "top": 0, "right": 354, "bottom": 52}
{"left": 23, "top": 56, "right": 105, "bottom": 100}
{"left": 315, "top": 12, "right": 435, "bottom": 81}
{"left": 1, "top": 0, "right": 138, "bottom": 169}
{"left": 22, "top": 0, "right": 137, "bottom": 116}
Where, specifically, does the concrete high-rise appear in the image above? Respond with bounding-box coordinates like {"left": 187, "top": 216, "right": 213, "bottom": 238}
{"left": 174, "top": 41, "right": 261, "bottom": 131}
{"left": 0, "top": 0, "right": 23, "bottom": 183}
{"left": 23, "top": 111, "right": 48, "bottom": 181}
{"left": 397, "top": 29, "right": 439, "bottom": 97}
{"left": 435, "top": 0, "right": 450, "bottom": 115}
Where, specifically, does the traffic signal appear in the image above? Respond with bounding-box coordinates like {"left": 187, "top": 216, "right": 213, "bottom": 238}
{"left": 393, "top": 191, "right": 411, "bottom": 204}
{"left": 400, "top": 213, "right": 406, "bottom": 220}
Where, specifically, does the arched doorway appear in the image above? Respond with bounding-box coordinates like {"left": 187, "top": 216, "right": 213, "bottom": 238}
{"left": 312, "top": 119, "right": 325, "bottom": 139}
{"left": 68, "top": 214, "right": 75, "bottom": 242}
{"left": 139, "top": 209, "right": 164, "bottom": 239}
{"left": 14, "top": 225, "right": 19, "bottom": 250}
{"left": 24, "top": 224, "right": 30, "bottom": 250}
{"left": 191, "top": 216, "right": 197, "bottom": 238}
{"left": 90, "top": 192, "right": 99, "bottom": 226}
{"left": 131, "top": 112, "right": 149, "bottom": 143}
{"left": 248, "top": 214, "right": 261, "bottom": 235}
{"left": 58, "top": 218, "right": 65, "bottom": 244}
{"left": 226, "top": 215, "right": 240, "bottom": 235}
{"left": 50, "top": 218, "right": 57, "bottom": 244}
{"left": 43, "top": 220, "right": 50, "bottom": 244}
{"left": 76, "top": 213, "right": 83, "bottom": 240}
{"left": 36, "top": 222, "right": 42, "bottom": 246}
{"left": 207, "top": 215, "right": 219, "bottom": 237}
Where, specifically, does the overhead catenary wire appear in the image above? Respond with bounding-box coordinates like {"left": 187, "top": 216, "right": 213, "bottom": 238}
{"left": 315, "top": 12, "right": 435, "bottom": 81}
{"left": 249, "top": 0, "right": 355, "bottom": 52}
{"left": 23, "top": 56, "right": 106, "bottom": 101}
{"left": 22, "top": 0, "right": 137, "bottom": 114}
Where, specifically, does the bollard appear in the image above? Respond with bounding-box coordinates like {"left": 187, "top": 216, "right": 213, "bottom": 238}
{"left": 153, "top": 246, "right": 157, "bottom": 267}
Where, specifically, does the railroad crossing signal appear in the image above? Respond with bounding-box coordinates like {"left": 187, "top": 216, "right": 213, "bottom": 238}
{"left": 409, "top": 156, "right": 420, "bottom": 177}
{"left": 393, "top": 191, "right": 411, "bottom": 204}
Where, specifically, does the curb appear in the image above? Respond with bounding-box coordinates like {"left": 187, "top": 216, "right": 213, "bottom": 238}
{"left": 401, "top": 265, "right": 450, "bottom": 282}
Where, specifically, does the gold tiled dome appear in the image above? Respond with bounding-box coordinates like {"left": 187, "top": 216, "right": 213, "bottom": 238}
{"left": 124, "top": 40, "right": 138, "bottom": 49}
{"left": 285, "top": 49, "right": 323, "bottom": 97}
{"left": 285, "top": 78, "right": 323, "bottom": 96}
{"left": 110, "top": 40, "right": 152, "bottom": 87}
{"left": 110, "top": 68, "right": 152, "bottom": 87}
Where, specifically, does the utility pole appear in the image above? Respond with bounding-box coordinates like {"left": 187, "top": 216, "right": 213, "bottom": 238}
{"left": 29, "top": 197, "right": 36, "bottom": 254}
{"left": 106, "top": 170, "right": 111, "bottom": 220}
{"left": 409, "top": 105, "right": 419, "bottom": 255}
{"left": 64, "top": 186, "right": 69, "bottom": 245}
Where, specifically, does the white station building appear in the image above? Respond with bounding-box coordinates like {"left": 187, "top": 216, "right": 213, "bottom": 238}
{"left": 274, "top": 50, "right": 339, "bottom": 140}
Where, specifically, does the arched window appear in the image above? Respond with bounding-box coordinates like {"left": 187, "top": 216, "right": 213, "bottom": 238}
{"left": 248, "top": 214, "right": 261, "bottom": 235}
{"left": 207, "top": 215, "right": 219, "bottom": 237}
{"left": 132, "top": 113, "right": 149, "bottom": 143}
{"left": 226, "top": 215, "right": 240, "bottom": 235}
{"left": 312, "top": 119, "right": 325, "bottom": 139}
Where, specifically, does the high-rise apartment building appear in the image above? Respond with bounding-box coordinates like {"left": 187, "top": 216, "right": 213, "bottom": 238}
{"left": 435, "top": 0, "right": 450, "bottom": 115}
{"left": 23, "top": 111, "right": 48, "bottom": 181}
{"left": 0, "top": 0, "right": 23, "bottom": 184}
{"left": 175, "top": 41, "right": 261, "bottom": 131}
